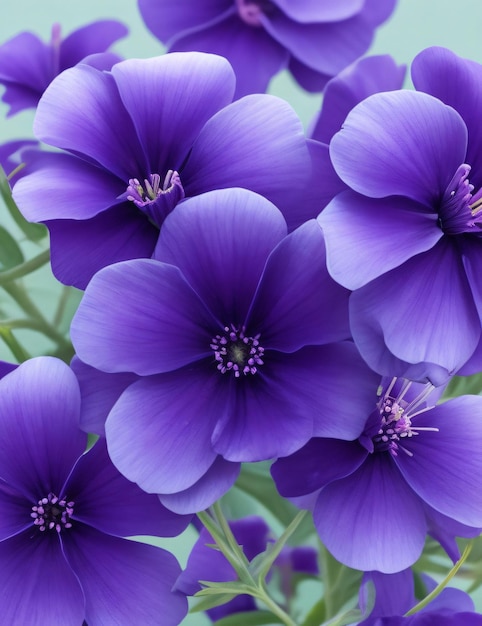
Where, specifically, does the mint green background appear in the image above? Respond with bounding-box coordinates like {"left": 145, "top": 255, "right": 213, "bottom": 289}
{"left": 1, "top": 1, "right": 482, "bottom": 623}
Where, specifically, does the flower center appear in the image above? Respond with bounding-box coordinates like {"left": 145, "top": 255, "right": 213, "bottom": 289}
{"left": 211, "top": 324, "right": 265, "bottom": 377}
{"left": 370, "top": 378, "right": 439, "bottom": 457}
{"left": 439, "top": 163, "right": 482, "bottom": 235}
{"left": 126, "top": 170, "right": 185, "bottom": 226}
{"left": 31, "top": 492, "right": 74, "bottom": 533}
{"left": 235, "top": 0, "right": 275, "bottom": 26}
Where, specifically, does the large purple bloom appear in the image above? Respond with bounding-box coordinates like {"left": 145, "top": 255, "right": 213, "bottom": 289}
{"left": 70, "top": 187, "right": 374, "bottom": 513}
{"left": 0, "top": 21, "right": 127, "bottom": 116}
{"left": 138, "top": 0, "right": 397, "bottom": 98}
{"left": 13, "top": 51, "right": 325, "bottom": 289}
{"left": 318, "top": 47, "right": 482, "bottom": 385}
{"left": 0, "top": 356, "right": 190, "bottom": 625}
{"left": 272, "top": 374, "right": 482, "bottom": 573}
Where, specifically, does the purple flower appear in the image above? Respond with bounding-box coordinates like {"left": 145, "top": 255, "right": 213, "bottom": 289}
{"left": 69, "top": 187, "right": 374, "bottom": 513}
{"left": 358, "top": 568, "right": 482, "bottom": 625}
{"left": 0, "top": 140, "right": 38, "bottom": 182}
{"left": 13, "top": 51, "right": 326, "bottom": 289}
{"left": 0, "top": 356, "right": 190, "bottom": 625}
{"left": 0, "top": 21, "right": 127, "bottom": 116}
{"left": 272, "top": 374, "right": 482, "bottom": 573}
{"left": 138, "top": 0, "right": 397, "bottom": 98}
{"left": 175, "top": 515, "right": 318, "bottom": 622}
{"left": 317, "top": 47, "right": 482, "bottom": 385}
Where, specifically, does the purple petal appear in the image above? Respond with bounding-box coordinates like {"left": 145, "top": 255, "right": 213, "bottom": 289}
{"left": 183, "top": 93, "right": 312, "bottom": 218}
{"left": 0, "top": 480, "right": 34, "bottom": 540}
{"left": 0, "top": 357, "right": 85, "bottom": 501}
{"left": 65, "top": 439, "right": 191, "bottom": 537}
{"left": 59, "top": 20, "right": 128, "bottom": 69}
{"left": 47, "top": 204, "right": 158, "bottom": 289}
{"left": 273, "top": 0, "right": 364, "bottom": 22}
{"left": 359, "top": 569, "right": 415, "bottom": 620}
{"left": 271, "top": 438, "right": 368, "bottom": 497}
{"left": 80, "top": 51, "right": 123, "bottom": 71}
{"left": 350, "top": 238, "right": 481, "bottom": 382}
{"left": 111, "top": 52, "right": 235, "bottom": 171}
{"left": 314, "top": 454, "right": 427, "bottom": 573}
{"left": 71, "top": 259, "right": 217, "bottom": 374}
{"left": 34, "top": 63, "right": 147, "bottom": 180}
{"left": 105, "top": 366, "right": 220, "bottom": 493}
{"left": 424, "top": 504, "right": 481, "bottom": 563}
{"left": 318, "top": 191, "right": 441, "bottom": 290}
{"left": 0, "top": 531, "right": 84, "bottom": 625}
{"left": 154, "top": 188, "right": 287, "bottom": 326}
{"left": 288, "top": 56, "right": 331, "bottom": 92}
{"left": 310, "top": 55, "right": 406, "bottom": 144}
{"left": 412, "top": 46, "right": 482, "bottom": 187}
{"left": 248, "top": 220, "right": 351, "bottom": 349}
{"left": 12, "top": 151, "right": 124, "bottom": 221}
{"left": 394, "top": 396, "right": 482, "bottom": 527}
{"left": 71, "top": 357, "right": 139, "bottom": 436}
{"left": 63, "top": 525, "right": 187, "bottom": 626}
{"left": 159, "top": 456, "right": 240, "bottom": 514}
{"left": 330, "top": 90, "right": 468, "bottom": 205}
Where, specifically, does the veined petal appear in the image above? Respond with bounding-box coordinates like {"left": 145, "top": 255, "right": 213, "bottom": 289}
{"left": 111, "top": 52, "right": 235, "bottom": 171}
{"left": 154, "top": 188, "right": 287, "bottom": 327}
{"left": 63, "top": 525, "right": 187, "bottom": 626}
{"left": 330, "top": 90, "right": 468, "bottom": 205}
{"left": 59, "top": 20, "right": 128, "bottom": 69}
{"left": 314, "top": 454, "right": 426, "bottom": 573}
{"left": 105, "top": 367, "right": 221, "bottom": 494}
{"left": 0, "top": 31, "right": 52, "bottom": 94}
{"left": 71, "top": 259, "right": 217, "bottom": 375}
{"left": 319, "top": 191, "right": 441, "bottom": 290}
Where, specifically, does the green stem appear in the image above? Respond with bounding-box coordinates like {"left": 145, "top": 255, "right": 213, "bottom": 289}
{"left": 0, "top": 249, "right": 50, "bottom": 285}
{"left": 405, "top": 541, "right": 473, "bottom": 616}
{"left": 0, "top": 327, "right": 31, "bottom": 361}
{"left": 252, "top": 585, "right": 298, "bottom": 626}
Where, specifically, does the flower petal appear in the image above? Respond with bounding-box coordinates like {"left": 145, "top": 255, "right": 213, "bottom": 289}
{"left": 330, "top": 90, "right": 468, "bottom": 205}
{"left": 71, "top": 259, "right": 217, "bottom": 374}
{"left": 0, "top": 357, "right": 85, "bottom": 500}
{"left": 105, "top": 366, "right": 220, "bottom": 494}
{"left": 59, "top": 20, "right": 128, "bottom": 69}
{"left": 424, "top": 504, "right": 481, "bottom": 564}
{"left": 273, "top": 0, "right": 364, "bottom": 22}
{"left": 319, "top": 190, "right": 442, "bottom": 290}
{"left": 314, "top": 454, "right": 426, "bottom": 573}
{"left": 154, "top": 188, "right": 287, "bottom": 326}
{"left": 63, "top": 524, "right": 187, "bottom": 626}
{"left": 111, "top": 52, "right": 235, "bottom": 171}
{"left": 0, "top": 531, "right": 84, "bottom": 625}
{"left": 394, "top": 396, "right": 482, "bottom": 527}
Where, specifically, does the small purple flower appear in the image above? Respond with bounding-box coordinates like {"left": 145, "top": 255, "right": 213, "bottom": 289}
{"left": 175, "top": 516, "right": 318, "bottom": 622}
{"left": 13, "top": 51, "right": 326, "bottom": 289}
{"left": 70, "top": 187, "right": 374, "bottom": 513}
{"left": 138, "top": 0, "right": 397, "bottom": 98}
{"left": 0, "top": 20, "right": 128, "bottom": 116}
{"left": 272, "top": 374, "right": 482, "bottom": 573}
{"left": 318, "top": 47, "right": 482, "bottom": 384}
{"left": 0, "top": 356, "right": 190, "bottom": 625}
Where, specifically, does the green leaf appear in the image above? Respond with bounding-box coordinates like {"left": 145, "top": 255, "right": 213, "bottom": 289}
{"left": 322, "top": 608, "right": 364, "bottom": 626}
{"left": 0, "top": 165, "right": 46, "bottom": 242}
{"left": 0, "top": 224, "right": 24, "bottom": 269}
{"left": 442, "top": 372, "right": 482, "bottom": 399}
{"left": 190, "top": 593, "right": 241, "bottom": 613}
{"left": 213, "top": 609, "right": 284, "bottom": 625}
{"left": 196, "top": 581, "right": 255, "bottom": 597}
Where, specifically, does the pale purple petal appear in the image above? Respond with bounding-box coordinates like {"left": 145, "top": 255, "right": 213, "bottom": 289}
{"left": 183, "top": 93, "right": 312, "bottom": 218}
{"left": 314, "top": 454, "right": 426, "bottom": 573}
{"left": 63, "top": 525, "right": 187, "bottom": 626}
{"left": 0, "top": 357, "right": 85, "bottom": 500}
{"left": 159, "top": 456, "right": 240, "bottom": 514}
{"left": 59, "top": 20, "right": 128, "bottom": 69}
{"left": 154, "top": 188, "right": 287, "bottom": 326}
{"left": 319, "top": 191, "right": 441, "bottom": 290}
{"left": 350, "top": 239, "right": 481, "bottom": 382}
{"left": 273, "top": 0, "right": 364, "bottom": 22}
{"left": 105, "top": 366, "right": 220, "bottom": 494}
{"left": 0, "top": 531, "right": 84, "bottom": 625}
{"left": 248, "top": 220, "right": 351, "bottom": 349}
{"left": 71, "top": 259, "right": 217, "bottom": 374}
{"left": 330, "top": 90, "right": 468, "bottom": 205}
{"left": 111, "top": 53, "right": 235, "bottom": 171}
{"left": 394, "top": 396, "right": 482, "bottom": 527}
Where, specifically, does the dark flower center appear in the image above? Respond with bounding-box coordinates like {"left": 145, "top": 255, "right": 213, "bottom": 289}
{"left": 31, "top": 492, "right": 74, "bottom": 533}
{"left": 210, "top": 324, "right": 265, "bottom": 377}
{"left": 439, "top": 163, "right": 482, "bottom": 235}
{"left": 126, "top": 170, "right": 185, "bottom": 226}
{"left": 369, "top": 379, "right": 439, "bottom": 457}
{"left": 235, "top": 0, "right": 276, "bottom": 26}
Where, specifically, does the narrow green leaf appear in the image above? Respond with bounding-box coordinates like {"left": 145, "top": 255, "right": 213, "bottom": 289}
{"left": 0, "top": 165, "right": 46, "bottom": 242}
{"left": 190, "top": 593, "right": 240, "bottom": 613}
{"left": 213, "top": 609, "right": 284, "bottom": 625}
{"left": 442, "top": 372, "right": 482, "bottom": 399}
{"left": 0, "top": 224, "right": 24, "bottom": 269}
{"left": 196, "top": 581, "right": 255, "bottom": 596}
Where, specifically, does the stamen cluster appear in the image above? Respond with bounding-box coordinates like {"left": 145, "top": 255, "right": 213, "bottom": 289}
{"left": 31, "top": 492, "right": 74, "bottom": 533}
{"left": 211, "top": 324, "right": 265, "bottom": 377}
